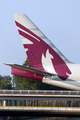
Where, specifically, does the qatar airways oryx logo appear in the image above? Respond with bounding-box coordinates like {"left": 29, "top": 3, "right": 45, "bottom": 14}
{"left": 42, "top": 49, "right": 55, "bottom": 73}
{"left": 42, "top": 48, "right": 72, "bottom": 80}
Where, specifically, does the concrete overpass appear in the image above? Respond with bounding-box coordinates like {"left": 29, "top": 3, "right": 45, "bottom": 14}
{"left": 0, "top": 106, "right": 80, "bottom": 117}
{"left": 0, "top": 90, "right": 80, "bottom": 117}
{"left": 0, "top": 90, "right": 80, "bottom": 101}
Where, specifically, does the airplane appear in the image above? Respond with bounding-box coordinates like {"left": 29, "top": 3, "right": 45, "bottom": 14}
{"left": 4, "top": 14, "right": 80, "bottom": 90}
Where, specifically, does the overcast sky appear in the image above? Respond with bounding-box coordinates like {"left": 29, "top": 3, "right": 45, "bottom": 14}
{"left": 0, "top": 0, "right": 80, "bottom": 76}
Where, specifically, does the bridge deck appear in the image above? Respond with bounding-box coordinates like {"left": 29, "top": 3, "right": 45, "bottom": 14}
{"left": 0, "top": 90, "right": 80, "bottom": 100}
{"left": 0, "top": 106, "right": 80, "bottom": 116}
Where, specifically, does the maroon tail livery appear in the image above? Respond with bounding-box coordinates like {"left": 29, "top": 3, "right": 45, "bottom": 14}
{"left": 10, "top": 14, "right": 80, "bottom": 91}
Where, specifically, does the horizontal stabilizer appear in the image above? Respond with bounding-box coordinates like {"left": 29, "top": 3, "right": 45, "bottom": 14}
{"left": 4, "top": 63, "right": 56, "bottom": 77}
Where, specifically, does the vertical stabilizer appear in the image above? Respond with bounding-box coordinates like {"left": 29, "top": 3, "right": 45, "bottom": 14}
{"left": 13, "top": 14, "right": 71, "bottom": 80}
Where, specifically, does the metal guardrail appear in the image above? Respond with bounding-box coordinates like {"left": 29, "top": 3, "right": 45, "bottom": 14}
{"left": 0, "top": 90, "right": 80, "bottom": 100}
{"left": 0, "top": 90, "right": 80, "bottom": 95}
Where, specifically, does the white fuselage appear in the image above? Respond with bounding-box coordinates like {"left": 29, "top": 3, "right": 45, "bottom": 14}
{"left": 42, "top": 64, "right": 80, "bottom": 90}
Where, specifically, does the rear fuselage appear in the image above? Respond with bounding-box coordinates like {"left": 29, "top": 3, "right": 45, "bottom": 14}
{"left": 11, "top": 63, "right": 80, "bottom": 90}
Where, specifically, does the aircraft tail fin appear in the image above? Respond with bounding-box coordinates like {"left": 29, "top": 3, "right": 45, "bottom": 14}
{"left": 13, "top": 14, "right": 72, "bottom": 80}
{"left": 13, "top": 14, "right": 70, "bottom": 66}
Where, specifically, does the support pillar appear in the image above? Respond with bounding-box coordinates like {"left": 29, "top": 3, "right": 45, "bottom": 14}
{"left": 3, "top": 100, "right": 7, "bottom": 106}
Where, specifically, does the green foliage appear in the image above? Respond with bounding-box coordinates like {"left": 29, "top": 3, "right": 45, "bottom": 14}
{"left": 13, "top": 58, "right": 67, "bottom": 90}
{"left": 0, "top": 79, "right": 12, "bottom": 90}
{"left": 0, "top": 75, "right": 11, "bottom": 82}
{"left": 0, "top": 75, "right": 12, "bottom": 90}
{"left": 0, "top": 75, "right": 3, "bottom": 82}
{"left": 13, "top": 75, "right": 33, "bottom": 90}
{"left": 23, "top": 58, "right": 30, "bottom": 66}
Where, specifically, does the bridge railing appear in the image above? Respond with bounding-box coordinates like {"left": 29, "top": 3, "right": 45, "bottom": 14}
{"left": 0, "top": 90, "right": 79, "bottom": 95}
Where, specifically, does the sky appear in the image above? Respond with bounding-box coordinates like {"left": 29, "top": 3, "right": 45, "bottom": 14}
{"left": 0, "top": 0, "right": 80, "bottom": 77}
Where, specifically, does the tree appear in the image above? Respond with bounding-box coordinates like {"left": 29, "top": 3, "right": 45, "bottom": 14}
{"left": 0, "top": 75, "right": 12, "bottom": 81}
{"left": 0, "top": 75, "right": 3, "bottom": 82}
{"left": 0, "top": 75, "right": 12, "bottom": 90}
{"left": 3, "top": 75, "right": 12, "bottom": 80}
{"left": 0, "top": 79, "right": 12, "bottom": 90}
